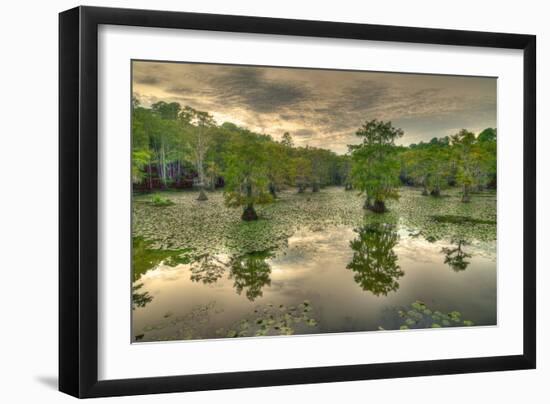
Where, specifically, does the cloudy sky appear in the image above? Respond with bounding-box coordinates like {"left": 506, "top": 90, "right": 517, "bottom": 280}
{"left": 132, "top": 60, "right": 496, "bottom": 154}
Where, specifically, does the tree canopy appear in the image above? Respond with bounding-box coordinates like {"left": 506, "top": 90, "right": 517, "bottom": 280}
{"left": 132, "top": 100, "right": 497, "bottom": 220}
{"left": 349, "top": 119, "right": 404, "bottom": 212}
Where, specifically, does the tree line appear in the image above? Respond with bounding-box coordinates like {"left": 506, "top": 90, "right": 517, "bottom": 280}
{"left": 132, "top": 99, "right": 346, "bottom": 219}
{"left": 351, "top": 120, "right": 496, "bottom": 212}
{"left": 132, "top": 99, "right": 496, "bottom": 220}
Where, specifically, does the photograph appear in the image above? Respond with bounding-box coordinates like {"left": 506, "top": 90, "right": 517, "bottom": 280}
{"left": 0, "top": 0, "right": 542, "bottom": 401}
{"left": 130, "top": 60, "right": 497, "bottom": 343}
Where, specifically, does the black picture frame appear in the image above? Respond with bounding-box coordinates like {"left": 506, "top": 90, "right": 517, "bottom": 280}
{"left": 59, "top": 5, "right": 536, "bottom": 398}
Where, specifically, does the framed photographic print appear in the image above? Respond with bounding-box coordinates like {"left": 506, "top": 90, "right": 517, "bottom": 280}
{"left": 59, "top": 6, "right": 536, "bottom": 398}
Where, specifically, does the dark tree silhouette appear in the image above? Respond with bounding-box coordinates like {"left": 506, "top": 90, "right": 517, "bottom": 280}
{"left": 441, "top": 240, "right": 472, "bottom": 272}
{"left": 189, "top": 254, "right": 226, "bottom": 284}
{"left": 229, "top": 251, "right": 272, "bottom": 301}
{"left": 346, "top": 223, "right": 404, "bottom": 296}
{"left": 132, "top": 283, "right": 153, "bottom": 310}
{"left": 132, "top": 237, "right": 192, "bottom": 282}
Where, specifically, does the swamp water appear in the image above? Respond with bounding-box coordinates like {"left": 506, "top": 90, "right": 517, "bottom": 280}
{"left": 132, "top": 187, "right": 496, "bottom": 342}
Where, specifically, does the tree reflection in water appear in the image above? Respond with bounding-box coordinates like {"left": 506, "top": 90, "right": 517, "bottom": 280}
{"left": 132, "top": 283, "right": 153, "bottom": 310}
{"left": 346, "top": 223, "right": 404, "bottom": 296}
{"left": 190, "top": 254, "right": 226, "bottom": 284}
{"left": 441, "top": 239, "right": 471, "bottom": 272}
{"left": 228, "top": 251, "right": 272, "bottom": 301}
{"left": 132, "top": 237, "right": 192, "bottom": 282}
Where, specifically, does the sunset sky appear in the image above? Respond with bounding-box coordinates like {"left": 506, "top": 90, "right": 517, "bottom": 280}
{"left": 132, "top": 60, "right": 497, "bottom": 154}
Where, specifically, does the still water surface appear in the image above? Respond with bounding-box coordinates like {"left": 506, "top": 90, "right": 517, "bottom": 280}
{"left": 132, "top": 223, "right": 496, "bottom": 342}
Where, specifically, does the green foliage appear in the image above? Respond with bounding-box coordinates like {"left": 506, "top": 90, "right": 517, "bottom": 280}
{"left": 189, "top": 254, "right": 226, "bottom": 284}
{"left": 441, "top": 239, "right": 472, "bottom": 272}
{"left": 451, "top": 129, "right": 476, "bottom": 196}
{"left": 431, "top": 215, "right": 496, "bottom": 225}
{"left": 280, "top": 132, "right": 294, "bottom": 148}
{"left": 264, "top": 141, "right": 292, "bottom": 196}
{"left": 217, "top": 300, "right": 318, "bottom": 338}
{"left": 130, "top": 97, "right": 497, "bottom": 342}
{"left": 132, "top": 101, "right": 188, "bottom": 188}
{"left": 228, "top": 251, "right": 273, "bottom": 301}
{"left": 132, "top": 150, "right": 151, "bottom": 184}
{"left": 477, "top": 128, "right": 497, "bottom": 188}
{"left": 347, "top": 223, "right": 404, "bottom": 296}
{"left": 477, "top": 127, "right": 497, "bottom": 143}
{"left": 349, "top": 120, "right": 404, "bottom": 211}
{"left": 151, "top": 193, "right": 174, "bottom": 206}
{"left": 292, "top": 156, "right": 313, "bottom": 192}
{"left": 400, "top": 129, "right": 496, "bottom": 199}
{"left": 132, "top": 236, "right": 192, "bottom": 281}
{"left": 222, "top": 134, "right": 273, "bottom": 217}
{"left": 133, "top": 186, "right": 496, "bottom": 260}
{"left": 450, "top": 129, "right": 496, "bottom": 201}
{"left": 137, "top": 301, "right": 223, "bottom": 341}
{"left": 179, "top": 106, "right": 216, "bottom": 191}
{"left": 401, "top": 141, "right": 451, "bottom": 195}
{"left": 151, "top": 101, "right": 181, "bottom": 120}
{"left": 392, "top": 301, "right": 475, "bottom": 330}
{"left": 338, "top": 155, "right": 353, "bottom": 190}
{"left": 132, "top": 96, "right": 496, "bottom": 216}
{"left": 132, "top": 100, "right": 349, "bottom": 198}
{"left": 132, "top": 283, "right": 153, "bottom": 310}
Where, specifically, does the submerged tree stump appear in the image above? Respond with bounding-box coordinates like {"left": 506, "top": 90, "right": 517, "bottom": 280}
{"left": 363, "top": 198, "right": 373, "bottom": 210}
{"left": 269, "top": 183, "right": 278, "bottom": 199}
{"left": 197, "top": 188, "right": 208, "bottom": 201}
{"left": 461, "top": 185, "right": 471, "bottom": 203}
{"left": 242, "top": 205, "right": 258, "bottom": 221}
{"left": 366, "top": 200, "right": 387, "bottom": 213}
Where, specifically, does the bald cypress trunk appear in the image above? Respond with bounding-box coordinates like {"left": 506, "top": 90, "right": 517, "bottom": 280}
{"left": 241, "top": 183, "right": 258, "bottom": 221}
{"left": 148, "top": 162, "right": 152, "bottom": 190}
{"left": 363, "top": 196, "right": 373, "bottom": 210}
{"left": 195, "top": 125, "right": 208, "bottom": 200}
{"left": 421, "top": 181, "right": 429, "bottom": 196}
{"left": 312, "top": 182, "right": 320, "bottom": 192}
{"left": 197, "top": 187, "right": 208, "bottom": 201}
{"left": 369, "top": 199, "right": 387, "bottom": 213}
{"left": 430, "top": 185, "right": 441, "bottom": 197}
{"left": 269, "top": 183, "right": 277, "bottom": 198}
{"left": 160, "top": 142, "right": 167, "bottom": 188}
{"left": 242, "top": 204, "right": 258, "bottom": 221}
{"left": 461, "top": 185, "right": 471, "bottom": 203}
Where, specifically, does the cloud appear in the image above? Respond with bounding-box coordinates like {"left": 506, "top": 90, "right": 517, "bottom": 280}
{"left": 337, "top": 80, "right": 390, "bottom": 112}
{"left": 166, "top": 86, "right": 193, "bottom": 94}
{"left": 208, "top": 68, "right": 312, "bottom": 113}
{"left": 293, "top": 128, "right": 317, "bottom": 140}
{"left": 132, "top": 61, "right": 496, "bottom": 153}
{"left": 134, "top": 75, "right": 161, "bottom": 85}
